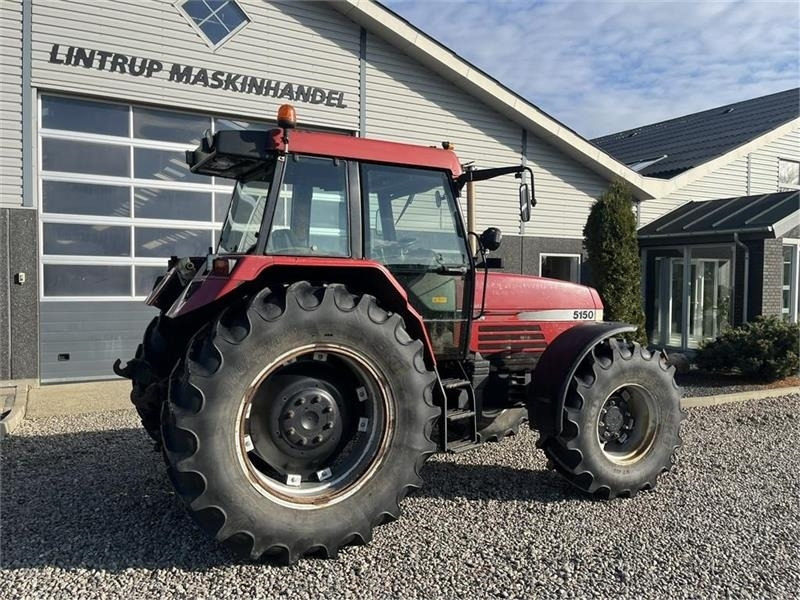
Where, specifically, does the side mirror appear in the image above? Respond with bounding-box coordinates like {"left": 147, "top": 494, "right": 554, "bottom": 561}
{"left": 480, "top": 227, "right": 502, "bottom": 252}
{"left": 519, "top": 183, "right": 532, "bottom": 223}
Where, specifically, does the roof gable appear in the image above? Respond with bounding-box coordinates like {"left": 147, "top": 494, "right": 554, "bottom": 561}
{"left": 593, "top": 89, "right": 800, "bottom": 179}
{"left": 332, "top": 0, "right": 658, "bottom": 199}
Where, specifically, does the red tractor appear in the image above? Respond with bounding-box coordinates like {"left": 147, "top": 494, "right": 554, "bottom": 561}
{"left": 115, "top": 105, "right": 683, "bottom": 564}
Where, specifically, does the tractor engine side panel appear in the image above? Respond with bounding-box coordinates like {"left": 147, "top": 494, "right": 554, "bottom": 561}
{"left": 470, "top": 272, "right": 603, "bottom": 373}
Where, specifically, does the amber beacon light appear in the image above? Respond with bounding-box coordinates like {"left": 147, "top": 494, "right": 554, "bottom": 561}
{"left": 277, "top": 104, "right": 297, "bottom": 129}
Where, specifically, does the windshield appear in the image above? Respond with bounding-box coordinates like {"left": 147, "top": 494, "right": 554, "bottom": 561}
{"left": 218, "top": 164, "right": 275, "bottom": 254}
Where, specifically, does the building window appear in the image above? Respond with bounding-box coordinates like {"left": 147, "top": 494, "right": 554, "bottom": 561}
{"left": 783, "top": 244, "right": 799, "bottom": 322}
{"left": 540, "top": 254, "right": 581, "bottom": 283}
{"left": 177, "top": 0, "right": 250, "bottom": 49}
{"left": 648, "top": 246, "right": 733, "bottom": 349}
{"left": 38, "top": 94, "right": 267, "bottom": 300}
{"left": 778, "top": 159, "right": 800, "bottom": 192}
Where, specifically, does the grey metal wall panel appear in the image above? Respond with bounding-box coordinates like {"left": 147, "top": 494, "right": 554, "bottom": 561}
{"left": 40, "top": 301, "right": 157, "bottom": 382}
{"left": 31, "top": 0, "right": 360, "bottom": 131}
{"left": 0, "top": 0, "right": 23, "bottom": 208}
{"left": 364, "top": 32, "right": 608, "bottom": 238}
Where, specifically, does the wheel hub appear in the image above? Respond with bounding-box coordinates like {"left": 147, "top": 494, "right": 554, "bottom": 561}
{"left": 279, "top": 388, "right": 339, "bottom": 451}
{"left": 599, "top": 398, "right": 633, "bottom": 442}
{"left": 596, "top": 385, "right": 660, "bottom": 466}
{"left": 246, "top": 374, "right": 347, "bottom": 477}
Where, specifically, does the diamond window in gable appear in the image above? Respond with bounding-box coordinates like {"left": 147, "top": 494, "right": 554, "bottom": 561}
{"left": 179, "top": 0, "right": 250, "bottom": 48}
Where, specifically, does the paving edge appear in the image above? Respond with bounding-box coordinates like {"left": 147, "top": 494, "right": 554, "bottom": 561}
{"left": 0, "top": 381, "right": 33, "bottom": 437}
{"left": 681, "top": 386, "right": 799, "bottom": 409}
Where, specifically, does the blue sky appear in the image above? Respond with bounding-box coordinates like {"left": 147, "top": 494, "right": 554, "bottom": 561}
{"left": 381, "top": 0, "right": 800, "bottom": 138}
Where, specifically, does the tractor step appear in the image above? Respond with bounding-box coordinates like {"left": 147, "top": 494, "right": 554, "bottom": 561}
{"left": 439, "top": 372, "right": 479, "bottom": 453}
{"left": 441, "top": 378, "right": 471, "bottom": 390}
{"left": 446, "top": 409, "right": 475, "bottom": 421}
{"left": 446, "top": 439, "right": 481, "bottom": 453}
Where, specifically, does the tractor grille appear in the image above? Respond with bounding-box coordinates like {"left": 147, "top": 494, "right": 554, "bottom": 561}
{"left": 476, "top": 323, "right": 547, "bottom": 355}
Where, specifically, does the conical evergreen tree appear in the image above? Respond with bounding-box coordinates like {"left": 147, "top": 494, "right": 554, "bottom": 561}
{"left": 583, "top": 179, "right": 646, "bottom": 343}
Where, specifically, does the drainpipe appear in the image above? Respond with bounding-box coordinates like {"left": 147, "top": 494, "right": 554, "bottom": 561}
{"left": 734, "top": 233, "right": 749, "bottom": 323}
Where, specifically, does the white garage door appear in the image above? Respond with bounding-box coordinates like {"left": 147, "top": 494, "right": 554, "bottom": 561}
{"left": 38, "top": 93, "right": 263, "bottom": 381}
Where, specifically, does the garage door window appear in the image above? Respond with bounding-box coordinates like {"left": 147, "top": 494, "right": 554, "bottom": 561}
{"left": 39, "top": 94, "right": 243, "bottom": 300}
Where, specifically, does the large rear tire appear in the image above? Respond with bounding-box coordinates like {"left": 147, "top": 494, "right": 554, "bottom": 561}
{"left": 161, "top": 282, "right": 438, "bottom": 563}
{"left": 537, "top": 339, "right": 684, "bottom": 498}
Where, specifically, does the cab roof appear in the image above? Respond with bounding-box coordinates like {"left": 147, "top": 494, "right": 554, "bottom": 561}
{"left": 285, "top": 129, "right": 463, "bottom": 177}
{"left": 186, "top": 127, "right": 463, "bottom": 180}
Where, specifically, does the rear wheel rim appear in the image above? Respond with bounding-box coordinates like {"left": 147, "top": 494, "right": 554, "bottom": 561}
{"left": 236, "top": 343, "right": 393, "bottom": 509}
{"left": 595, "top": 384, "right": 658, "bottom": 465}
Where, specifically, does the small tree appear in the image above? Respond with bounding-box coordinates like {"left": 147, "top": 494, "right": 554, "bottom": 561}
{"left": 583, "top": 179, "right": 646, "bottom": 343}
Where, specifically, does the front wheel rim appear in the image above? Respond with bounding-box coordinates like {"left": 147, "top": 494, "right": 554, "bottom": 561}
{"left": 235, "top": 343, "right": 393, "bottom": 509}
{"left": 595, "top": 384, "right": 659, "bottom": 465}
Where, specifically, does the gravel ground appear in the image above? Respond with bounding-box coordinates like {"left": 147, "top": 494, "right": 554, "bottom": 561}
{"left": 2, "top": 396, "right": 799, "bottom": 599}
{"left": 677, "top": 373, "right": 799, "bottom": 399}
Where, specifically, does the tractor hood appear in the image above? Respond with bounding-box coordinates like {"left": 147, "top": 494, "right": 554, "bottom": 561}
{"left": 476, "top": 272, "right": 603, "bottom": 320}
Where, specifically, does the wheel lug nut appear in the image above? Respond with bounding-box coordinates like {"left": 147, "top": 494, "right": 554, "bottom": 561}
{"left": 313, "top": 435, "right": 323, "bottom": 444}
{"left": 323, "top": 423, "right": 333, "bottom": 430}
{"left": 284, "top": 410, "right": 294, "bottom": 419}
{"left": 287, "top": 427, "right": 296, "bottom": 436}
{"left": 295, "top": 399, "right": 304, "bottom": 406}
{"left": 323, "top": 406, "right": 332, "bottom": 414}
{"left": 297, "top": 438, "right": 306, "bottom": 446}
{"left": 311, "top": 396, "right": 319, "bottom": 404}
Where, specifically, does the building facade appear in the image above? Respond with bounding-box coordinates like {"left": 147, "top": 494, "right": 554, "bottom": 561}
{"left": 0, "top": 0, "right": 797, "bottom": 383}
{"left": 3, "top": 0, "right": 655, "bottom": 383}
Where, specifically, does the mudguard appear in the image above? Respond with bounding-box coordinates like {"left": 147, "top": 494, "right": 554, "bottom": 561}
{"left": 528, "top": 322, "right": 636, "bottom": 437}
{"left": 161, "top": 255, "right": 438, "bottom": 368}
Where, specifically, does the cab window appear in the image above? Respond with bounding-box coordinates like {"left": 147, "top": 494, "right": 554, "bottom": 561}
{"left": 362, "top": 164, "right": 467, "bottom": 270}
{"left": 266, "top": 156, "right": 349, "bottom": 257}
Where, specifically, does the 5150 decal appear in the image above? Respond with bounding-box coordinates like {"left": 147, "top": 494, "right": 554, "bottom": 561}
{"left": 572, "top": 310, "right": 595, "bottom": 320}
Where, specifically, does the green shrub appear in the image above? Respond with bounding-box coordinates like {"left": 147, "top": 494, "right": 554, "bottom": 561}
{"left": 583, "top": 179, "right": 645, "bottom": 343}
{"left": 696, "top": 316, "right": 800, "bottom": 381}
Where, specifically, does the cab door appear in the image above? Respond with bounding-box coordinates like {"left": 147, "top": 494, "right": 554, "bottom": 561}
{"left": 361, "top": 163, "right": 473, "bottom": 358}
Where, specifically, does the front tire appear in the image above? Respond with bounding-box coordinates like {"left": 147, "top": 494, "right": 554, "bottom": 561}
{"left": 538, "top": 339, "right": 684, "bottom": 498}
{"left": 162, "top": 282, "right": 438, "bottom": 563}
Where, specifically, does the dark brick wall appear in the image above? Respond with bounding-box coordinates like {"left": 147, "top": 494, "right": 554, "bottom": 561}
{"left": 1, "top": 208, "right": 39, "bottom": 381}
{"left": 491, "top": 234, "right": 586, "bottom": 280}
{"left": 762, "top": 238, "right": 785, "bottom": 318}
